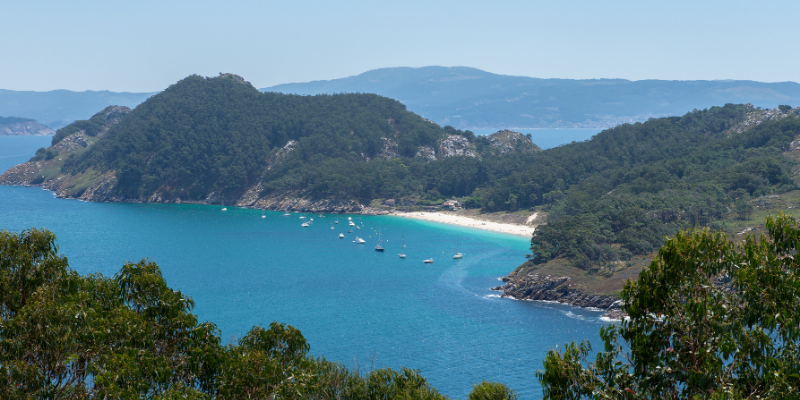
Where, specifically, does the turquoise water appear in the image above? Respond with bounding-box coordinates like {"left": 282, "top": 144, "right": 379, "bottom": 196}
{"left": 0, "top": 136, "right": 608, "bottom": 399}
{"left": 470, "top": 128, "right": 602, "bottom": 150}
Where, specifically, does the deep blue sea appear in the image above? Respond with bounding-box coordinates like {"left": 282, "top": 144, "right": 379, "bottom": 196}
{"left": 0, "top": 136, "right": 608, "bottom": 399}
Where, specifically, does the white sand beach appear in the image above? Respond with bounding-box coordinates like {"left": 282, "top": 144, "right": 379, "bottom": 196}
{"left": 390, "top": 211, "right": 537, "bottom": 237}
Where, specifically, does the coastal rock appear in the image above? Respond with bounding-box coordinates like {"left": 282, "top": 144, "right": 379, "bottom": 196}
{"left": 494, "top": 273, "right": 624, "bottom": 319}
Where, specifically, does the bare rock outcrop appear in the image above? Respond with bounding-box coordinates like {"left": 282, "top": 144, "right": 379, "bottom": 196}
{"left": 415, "top": 146, "right": 437, "bottom": 161}
{"left": 487, "top": 129, "right": 541, "bottom": 153}
{"left": 437, "top": 135, "right": 478, "bottom": 158}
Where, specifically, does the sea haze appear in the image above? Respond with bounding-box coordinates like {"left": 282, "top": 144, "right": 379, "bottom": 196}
{"left": 0, "top": 136, "right": 610, "bottom": 398}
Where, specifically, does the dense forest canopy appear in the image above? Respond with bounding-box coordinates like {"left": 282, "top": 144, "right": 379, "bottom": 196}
{"left": 62, "top": 74, "right": 453, "bottom": 200}
{"left": 527, "top": 106, "right": 800, "bottom": 269}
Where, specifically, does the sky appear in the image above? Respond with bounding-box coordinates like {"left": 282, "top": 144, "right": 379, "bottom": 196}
{"left": 2, "top": 0, "right": 798, "bottom": 92}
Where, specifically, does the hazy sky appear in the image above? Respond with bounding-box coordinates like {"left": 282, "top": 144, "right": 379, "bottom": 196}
{"left": 2, "top": 0, "right": 798, "bottom": 92}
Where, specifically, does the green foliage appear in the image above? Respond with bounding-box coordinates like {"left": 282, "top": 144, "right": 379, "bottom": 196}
{"left": 51, "top": 113, "right": 105, "bottom": 145}
{"left": 1, "top": 228, "right": 505, "bottom": 398}
{"left": 779, "top": 104, "right": 792, "bottom": 112}
{"left": 528, "top": 106, "right": 800, "bottom": 269}
{"left": 538, "top": 214, "right": 800, "bottom": 399}
{"left": 467, "top": 381, "right": 518, "bottom": 400}
{"left": 62, "top": 75, "right": 448, "bottom": 201}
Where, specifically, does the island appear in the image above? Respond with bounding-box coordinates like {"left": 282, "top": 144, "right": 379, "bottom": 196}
{"left": 3, "top": 73, "right": 800, "bottom": 318}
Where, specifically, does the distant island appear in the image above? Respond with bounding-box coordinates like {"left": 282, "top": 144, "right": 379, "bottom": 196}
{"left": 3, "top": 73, "right": 800, "bottom": 316}
{"left": 0, "top": 116, "right": 53, "bottom": 136}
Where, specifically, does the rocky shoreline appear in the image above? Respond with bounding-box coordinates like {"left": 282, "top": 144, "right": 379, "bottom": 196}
{"left": 492, "top": 274, "right": 626, "bottom": 320}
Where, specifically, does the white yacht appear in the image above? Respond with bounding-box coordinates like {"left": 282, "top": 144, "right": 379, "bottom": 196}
{"left": 374, "top": 228, "right": 385, "bottom": 252}
{"left": 398, "top": 236, "right": 406, "bottom": 259}
{"left": 339, "top": 233, "right": 345, "bottom": 239}
{"left": 301, "top": 222, "right": 310, "bottom": 227}
{"left": 354, "top": 236, "right": 366, "bottom": 244}
{"left": 423, "top": 258, "right": 434, "bottom": 263}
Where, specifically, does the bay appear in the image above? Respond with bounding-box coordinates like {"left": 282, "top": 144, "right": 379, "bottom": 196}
{"left": 0, "top": 136, "right": 608, "bottom": 398}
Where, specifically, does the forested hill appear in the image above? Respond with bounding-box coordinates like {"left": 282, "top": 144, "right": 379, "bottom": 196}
{"left": 0, "top": 73, "right": 538, "bottom": 210}
{"left": 505, "top": 104, "right": 800, "bottom": 298}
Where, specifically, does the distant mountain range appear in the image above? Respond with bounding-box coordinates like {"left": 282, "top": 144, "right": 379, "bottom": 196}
{"left": 2, "top": 67, "right": 800, "bottom": 130}
{"left": 0, "top": 89, "right": 154, "bottom": 129}
{"left": 263, "top": 67, "right": 800, "bottom": 129}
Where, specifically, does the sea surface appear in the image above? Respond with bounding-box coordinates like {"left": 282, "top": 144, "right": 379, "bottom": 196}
{"left": 471, "top": 128, "right": 602, "bottom": 149}
{"left": 0, "top": 136, "right": 609, "bottom": 399}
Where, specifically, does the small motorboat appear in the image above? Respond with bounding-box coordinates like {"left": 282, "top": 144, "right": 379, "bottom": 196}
{"left": 354, "top": 237, "right": 366, "bottom": 244}
{"left": 348, "top": 230, "right": 353, "bottom": 233}
{"left": 262, "top": 215, "right": 266, "bottom": 219}
{"left": 301, "top": 222, "right": 310, "bottom": 227}
{"left": 299, "top": 216, "right": 306, "bottom": 219}
{"left": 356, "top": 226, "right": 360, "bottom": 230}
{"left": 222, "top": 207, "right": 227, "bottom": 211}
{"left": 339, "top": 233, "right": 345, "bottom": 239}
{"left": 330, "top": 225, "right": 334, "bottom": 230}
{"left": 349, "top": 221, "right": 356, "bottom": 227}
{"left": 423, "top": 258, "right": 434, "bottom": 264}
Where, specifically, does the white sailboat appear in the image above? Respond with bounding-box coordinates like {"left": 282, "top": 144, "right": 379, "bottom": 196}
{"left": 453, "top": 235, "right": 463, "bottom": 259}
{"left": 398, "top": 236, "right": 406, "bottom": 259}
{"left": 374, "top": 228, "right": 385, "bottom": 252}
